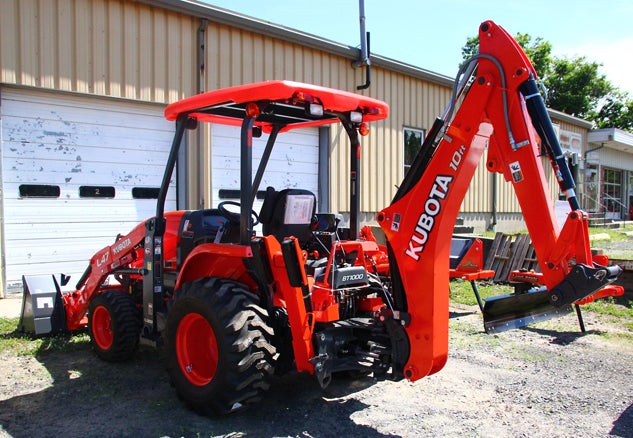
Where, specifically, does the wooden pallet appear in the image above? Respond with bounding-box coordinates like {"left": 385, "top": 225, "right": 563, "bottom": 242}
{"left": 484, "top": 233, "right": 539, "bottom": 282}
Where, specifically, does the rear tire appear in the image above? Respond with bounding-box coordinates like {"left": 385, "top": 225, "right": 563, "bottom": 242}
{"left": 88, "top": 290, "right": 142, "bottom": 362}
{"left": 164, "top": 277, "right": 276, "bottom": 415}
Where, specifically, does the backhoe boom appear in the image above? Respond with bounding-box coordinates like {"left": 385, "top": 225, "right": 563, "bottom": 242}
{"left": 377, "top": 20, "right": 623, "bottom": 381}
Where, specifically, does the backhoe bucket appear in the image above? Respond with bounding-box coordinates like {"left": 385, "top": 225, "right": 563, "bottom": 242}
{"left": 482, "top": 287, "right": 572, "bottom": 333}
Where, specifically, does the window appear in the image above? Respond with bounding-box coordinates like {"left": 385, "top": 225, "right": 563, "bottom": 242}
{"left": 404, "top": 127, "right": 425, "bottom": 174}
{"left": 19, "top": 184, "right": 60, "bottom": 198}
{"left": 132, "top": 187, "right": 160, "bottom": 199}
{"left": 79, "top": 186, "right": 115, "bottom": 198}
{"left": 218, "top": 189, "right": 267, "bottom": 200}
{"left": 602, "top": 168, "right": 623, "bottom": 218}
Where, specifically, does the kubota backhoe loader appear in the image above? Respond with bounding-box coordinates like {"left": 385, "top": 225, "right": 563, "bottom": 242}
{"left": 19, "top": 20, "right": 624, "bottom": 415}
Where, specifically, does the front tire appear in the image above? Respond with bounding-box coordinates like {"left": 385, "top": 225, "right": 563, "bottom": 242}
{"left": 164, "top": 277, "right": 276, "bottom": 415}
{"left": 88, "top": 290, "right": 142, "bottom": 362}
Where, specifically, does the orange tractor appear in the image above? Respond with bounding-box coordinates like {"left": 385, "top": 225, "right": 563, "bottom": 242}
{"left": 20, "top": 21, "right": 623, "bottom": 415}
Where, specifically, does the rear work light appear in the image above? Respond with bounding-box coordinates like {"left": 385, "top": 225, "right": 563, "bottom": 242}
{"left": 349, "top": 111, "right": 363, "bottom": 123}
{"left": 307, "top": 103, "right": 324, "bottom": 117}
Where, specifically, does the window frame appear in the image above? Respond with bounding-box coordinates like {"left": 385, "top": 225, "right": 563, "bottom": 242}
{"left": 403, "top": 126, "right": 426, "bottom": 175}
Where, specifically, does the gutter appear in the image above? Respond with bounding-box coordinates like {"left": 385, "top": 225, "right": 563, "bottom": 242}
{"left": 133, "top": 0, "right": 454, "bottom": 89}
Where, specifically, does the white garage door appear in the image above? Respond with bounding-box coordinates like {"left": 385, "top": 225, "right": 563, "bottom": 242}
{"left": 1, "top": 88, "right": 176, "bottom": 292}
{"left": 211, "top": 124, "right": 319, "bottom": 217}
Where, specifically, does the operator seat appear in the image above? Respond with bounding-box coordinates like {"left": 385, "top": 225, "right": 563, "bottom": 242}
{"left": 176, "top": 209, "right": 238, "bottom": 267}
{"left": 259, "top": 186, "right": 316, "bottom": 247}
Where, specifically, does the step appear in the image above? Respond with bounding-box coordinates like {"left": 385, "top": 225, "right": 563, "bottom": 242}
{"left": 453, "top": 225, "right": 475, "bottom": 234}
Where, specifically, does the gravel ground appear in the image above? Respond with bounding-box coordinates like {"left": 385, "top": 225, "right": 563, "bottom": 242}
{"left": 1, "top": 301, "right": 631, "bottom": 438}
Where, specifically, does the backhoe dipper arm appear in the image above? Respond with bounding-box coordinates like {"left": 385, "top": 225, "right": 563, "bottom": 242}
{"left": 377, "top": 21, "right": 622, "bottom": 382}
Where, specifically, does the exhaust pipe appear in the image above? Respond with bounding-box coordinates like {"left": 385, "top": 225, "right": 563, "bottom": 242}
{"left": 353, "top": 0, "right": 371, "bottom": 90}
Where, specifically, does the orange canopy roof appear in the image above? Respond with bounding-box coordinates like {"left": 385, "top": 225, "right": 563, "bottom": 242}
{"left": 164, "top": 80, "right": 389, "bottom": 132}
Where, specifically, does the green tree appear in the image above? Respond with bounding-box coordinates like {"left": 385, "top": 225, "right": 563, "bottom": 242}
{"left": 545, "top": 56, "right": 612, "bottom": 118}
{"left": 589, "top": 91, "right": 633, "bottom": 131}
{"left": 461, "top": 33, "right": 552, "bottom": 76}
{"left": 510, "top": 33, "right": 553, "bottom": 77}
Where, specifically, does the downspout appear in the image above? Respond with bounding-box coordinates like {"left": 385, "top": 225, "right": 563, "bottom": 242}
{"left": 585, "top": 142, "right": 605, "bottom": 157}
{"left": 584, "top": 142, "right": 604, "bottom": 213}
{"left": 197, "top": 19, "right": 208, "bottom": 209}
{"left": 0, "top": 88, "right": 4, "bottom": 297}
{"left": 489, "top": 173, "right": 497, "bottom": 231}
{"left": 318, "top": 127, "right": 330, "bottom": 213}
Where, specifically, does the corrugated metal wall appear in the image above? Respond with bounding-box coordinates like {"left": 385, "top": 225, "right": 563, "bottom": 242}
{"left": 555, "top": 117, "right": 588, "bottom": 192}
{"left": 201, "top": 21, "right": 445, "bottom": 214}
{"left": 0, "top": 0, "right": 571, "bottom": 218}
{"left": 1, "top": 0, "right": 197, "bottom": 101}
{"left": 594, "top": 148, "right": 633, "bottom": 171}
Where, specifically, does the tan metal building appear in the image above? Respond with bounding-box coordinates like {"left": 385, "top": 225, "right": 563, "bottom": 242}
{"left": 0, "top": 0, "right": 597, "bottom": 293}
{"left": 585, "top": 128, "right": 633, "bottom": 220}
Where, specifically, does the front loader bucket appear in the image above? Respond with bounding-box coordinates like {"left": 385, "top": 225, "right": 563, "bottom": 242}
{"left": 482, "top": 287, "right": 572, "bottom": 333}
{"left": 18, "top": 275, "right": 67, "bottom": 336}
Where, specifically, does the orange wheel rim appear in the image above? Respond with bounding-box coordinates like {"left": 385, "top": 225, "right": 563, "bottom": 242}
{"left": 92, "top": 305, "right": 113, "bottom": 350}
{"left": 176, "top": 313, "right": 218, "bottom": 386}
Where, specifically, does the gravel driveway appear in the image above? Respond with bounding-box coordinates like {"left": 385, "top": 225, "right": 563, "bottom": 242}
{"left": 1, "top": 301, "right": 631, "bottom": 438}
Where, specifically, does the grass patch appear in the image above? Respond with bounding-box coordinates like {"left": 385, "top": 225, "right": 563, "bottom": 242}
{"left": 582, "top": 297, "right": 633, "bottom": 319}
{"left": 0, "top": 317, "right": 89, "bottom": 356}
{"left": 596, "top": 331, "right": 633, "bottom": 343}
{"left": 590, "top": 230, "right": 631, "bottom": 244}
{"left": 448, "top": 318, "right": 502, "bottom": 349}
{"left": 449, "top": 279, "right": 513, "bottom": 306}
{"left": 590, "top": 223, "right": 633, "bottom": 237}
{"left": 450, "top": 281, "right": 633, "bottom": 333}
{"left": 588, "top": 225, "right": 633, "bottom": 259}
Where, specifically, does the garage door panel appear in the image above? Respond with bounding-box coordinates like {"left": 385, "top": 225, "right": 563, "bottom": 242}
{"left": 9, "top": 261, "right": 93, "bottom": 287}
{"left": 212, "top": 135, "right": 319, "bottom": 161}
{"left": 214, "top": 157, "right": 318, "bottom": 181}
{"left": 5, "top": 220, "right": 147, "bottom": 240}
{"left": 5, "top": 137, "right": 169, "bottom": 158}
{"left": 4, "top": 197, "right": 175, "bottom": 223}
{"left": 3, "top": 142, "right": 171, "bottom": 166}
{"left": 3, "top": 164, "right": 173, "bottom": 188}
{"left": 4, "top": 112, "right": 170, "bottom": 146}
{"left": 1, "top": 88, "right": 175, "bottom": 291}
{"left": 213, "top": 124, "right": 317, "bottom": 143}
{"left": 7, "top": 257, "right": 109, "bottom": 287}
{"left": 3, "top": 181, "right": 175, "bottom": 201}
{"left": 6, "top": 236, "right": 122, "bottom": 263}
{"left": 213, "top": 146, "right": 319, "bottom": 166}
{"left": 3, "top": 95, "right": 170, "bottom": 132}
{"left": 257, "top": 170, "right": 318, "bottom": 191}
{"left": 211, "top": 124, "right": 320, "bottom": 208}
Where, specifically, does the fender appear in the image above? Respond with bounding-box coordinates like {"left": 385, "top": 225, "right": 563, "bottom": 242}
{"left": 175, "top": 243, "right": 255, "bottom": 290}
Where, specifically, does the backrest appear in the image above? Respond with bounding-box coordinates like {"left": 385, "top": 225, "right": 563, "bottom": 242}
{"left": 260, "top": 187, "right": 316, "bottom": 246}
{"left": 177, "top": 209, "right": 238, "bottom": 267}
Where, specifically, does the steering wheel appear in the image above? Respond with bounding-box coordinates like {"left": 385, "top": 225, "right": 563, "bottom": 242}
{"left": 218, "top": 201, "right": 260, "bottom": 226}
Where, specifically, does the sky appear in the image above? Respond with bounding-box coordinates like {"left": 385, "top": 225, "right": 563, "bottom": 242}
{"left": 199, "top": 0, "right": 633, "bottom": 95}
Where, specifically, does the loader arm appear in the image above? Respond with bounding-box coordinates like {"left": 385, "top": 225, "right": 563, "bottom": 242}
{"left": 377, "top": 21, "right": 623, "bottom": 382}
{"left": 62, "top": 221, "right": 147, "bottom": 330}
